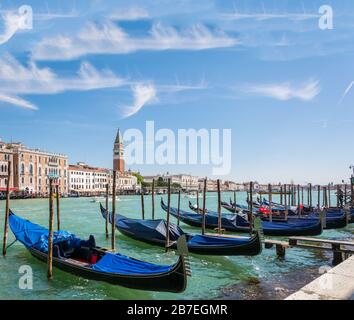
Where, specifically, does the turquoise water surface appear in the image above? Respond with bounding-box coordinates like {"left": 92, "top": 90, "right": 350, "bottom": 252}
{"left": 0, "top": 192, "right": 353, "bottom": 300}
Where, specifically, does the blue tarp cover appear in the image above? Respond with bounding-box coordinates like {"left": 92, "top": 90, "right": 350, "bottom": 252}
{"left": 188, "top": 234, "right": 250, "bottom": 247}
{"left": 101, "top": 205, "right": 185, "bottom": 242}
{"left": 92, "top": 252, "right": 172, "bottom": 275}
{"left": 9, "top": 213, "right": 81, "bottom": 252}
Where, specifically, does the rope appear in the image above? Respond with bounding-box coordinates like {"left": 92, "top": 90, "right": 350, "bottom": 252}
{"left": 6, "top": 239, "right": 17, "bottom": 250}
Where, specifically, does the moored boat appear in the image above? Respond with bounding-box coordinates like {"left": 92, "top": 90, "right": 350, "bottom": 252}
{"left": 9, "top": 210, "right": 188, "bottom": 293}
{"left": 99, "top": 204, "right": 262, "bottom": 256}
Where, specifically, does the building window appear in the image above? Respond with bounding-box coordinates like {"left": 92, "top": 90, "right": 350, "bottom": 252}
{"left": 21, "top": 164, "right": 25, "bottom": 175}
{"left": 29, "top": 164, "right": 33, "bottom": 175}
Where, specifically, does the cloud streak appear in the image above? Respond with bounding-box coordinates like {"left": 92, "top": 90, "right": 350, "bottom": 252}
{"left": 121, "top": 84, "right": 157, "bottom": 118}
{"left": 338, "top": 81, "right": 354, "bottom": 105}
{"left": 0, "top": 12, "right": 27, "bottom": 45}
{"left": 0, "top": 54, "right": 125, "bottom": 109}
{"left": 245, "top": 79, "right": 320, "bottom": 101}
{"left": 32, "top": 22, "right": 239, "bottom": 61}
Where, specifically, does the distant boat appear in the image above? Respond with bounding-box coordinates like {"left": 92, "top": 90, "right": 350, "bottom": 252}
{"left": 90, "top": 197, "right": 120, "bottom": 203}
{"left": 161, "top": 199, "right": 323, "bottom": 237}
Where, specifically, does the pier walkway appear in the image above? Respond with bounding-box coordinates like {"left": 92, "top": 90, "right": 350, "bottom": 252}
{"left": 285, "top": 255, "right": 354, "bottom": 300}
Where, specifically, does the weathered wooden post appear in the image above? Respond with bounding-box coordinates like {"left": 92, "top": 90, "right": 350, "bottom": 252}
{"left": 196, "top": 188, "right": 200, "bottom": 214}
{"left": 284, "top": 184, "right": 288, "bottom": 219}
{"left": 280, "top": 184, "right": 283, "bottom": 205}
{"left": 351, "top": 177, "right": 354, "bottom": 207}
{"left": 297, "top": 184, "right": 301, "bottom": 217}
{"left": 151, "top": 179, "right": 155, "bottom": 220}
{"left": 233, "top": 190, "right": 237, "bottom": 213}
{"left": 47, "top": 178, "right": 54, "bottom": 279}
{"left": 309, "top": 183, "right": 313, "bottom": 209}
{"left": 318, "top": 185, "right": 321, "bottom": 210}
{"left": 268, "top": 184, "right": 272, "bottom": 223}
{"left": 301, "top": 186, "right": 304, "bottom": 207}
{"left": 217, "top": 179, "right": 222, "bottom": 234}
{"left": 165, "top": 178, "right": 171, "bottom": 252}
{"left": 105, "top": 183, "right": 109, "bottom": 238}
{"left": 55, "top": 184, "right": 61, "bottom": 231}
{"left": 249, "top": 181, "right": 254, "bottom": 235}
{"left": 325, "top": 186, "right": 329, "bottom": 208}
{"left": 140, "top": 191, "right": 145, "bottom": 220}
{"left": 328, "top": 183, "right": 331, "bottom": 208}
{"left": 111, "top": 170, "right": 117, "bottom": 251}
{"left": 2, "top": 161, "right": 11, "bottom": 256}
{"left": 177, "top": 190, "right": 181, "bottom": 226}
{"left": 336, "top": 185, "right": 340, "bottom": 208}
{"left": 344, "top": 184, "right": 347, "bottom": 206}
{"left": 202, "top": 178, "right": 207, "bottom": 235}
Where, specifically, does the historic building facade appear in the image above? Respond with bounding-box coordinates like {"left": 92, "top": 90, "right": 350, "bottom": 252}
{"left": 68, "top": 162, "right": 110, "bottom": 195}
{"left": 0, "top": 140, "right": 14, "bottom": 190}
{"left": 0, "top": 140, "right": 68, "bottom": 195}
{"left": 11, "top": 143, "right": 68, "bottom": 195}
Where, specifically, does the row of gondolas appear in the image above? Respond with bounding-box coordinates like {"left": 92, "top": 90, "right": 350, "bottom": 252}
{"left": 9, "top": 196, "right": 354, "bottom": 293}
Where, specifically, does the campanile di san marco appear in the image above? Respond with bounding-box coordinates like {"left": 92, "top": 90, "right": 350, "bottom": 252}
{"left": 113, "top": 129, "right": 125, "bottom": 174}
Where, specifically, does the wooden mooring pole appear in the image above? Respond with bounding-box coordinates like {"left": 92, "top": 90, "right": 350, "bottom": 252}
{"left": 268, "top": 184, "right": 273, "bottom": 222}
{"left": 111, "top": 171, "right": 117, "bottom": 251}
{"left": 2, "top": 160, "right": 11, "bottom": 256}
{"left": 217, "top": 179, "right": 222, "bottom": 234}
{"left": 165, "top": 178, "right": 171, "bottom": 252}
{"left": 249, "top": 181, "right": 254, "bottom": 234}
{"left": 141, "top": 191, "right": 145, "bottom": 220}
{"left": 233, "top": 190, "right": 237, "bottom": 213}
{"left": 328, "top": 183, "right": 331, "bottom": 208}
{"left": 309, "top": 183, "right": 313, "bottom": 209}
{"left": 151, "top": 179, "right": 155, "bottom": 220}
{"left": 177, "top": 190, "right": 181, "bottom": 226}
{"left": 318, "top": 185, "right": 321, "bottom": 209}
{"left": 196, "top": 188, "right": 200, "bottom": 214}
{"left": 105, "top": 183, "right": 109, "bottom": 238}
{"left": 280, "top": 185, "right": 283, "bottom": 205}
{"left": 297, "top": 184, "right": 301, "bottom": 216}
{"left": 47, "top": 178, "right": 54, "bottom": 279}
{"left": 55, "top": 184, "right": 61, "bottom": 231}
{"left": 202, "top": 178, "right": 207, "bottom": 235}
{"left": 284, "top": 184, "right": 288, "bottom": 219}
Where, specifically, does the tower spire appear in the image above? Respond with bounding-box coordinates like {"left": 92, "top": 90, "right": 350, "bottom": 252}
{"left": 113, "top": 128, "right": 125, "bottom": 173}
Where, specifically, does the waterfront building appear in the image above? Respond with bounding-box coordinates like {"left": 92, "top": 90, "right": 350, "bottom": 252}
{"left": 0, "top": 140, "right": 14, "bottom": 190}
{"left": 1, "top": 141, "right": 68, "bottom": 196}
{"left": 68, "top": 162, "right": 110, "bottom": 195}
{"left": 144, "top": 173, "right": 199, "bottom": 191}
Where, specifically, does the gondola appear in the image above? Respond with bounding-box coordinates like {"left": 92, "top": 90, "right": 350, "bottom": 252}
{"left": 9, "top": 210, "right": 188, "bottom": 293}
{"left": 161, "top": 199, "right": 323, "bottom": 237}
{"left": 99, "top": 204, "right": 262, "bottom": 256}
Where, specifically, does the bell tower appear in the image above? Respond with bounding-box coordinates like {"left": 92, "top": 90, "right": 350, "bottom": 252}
{"left": 113, "top": 129, "right": 125, "bottom": 174}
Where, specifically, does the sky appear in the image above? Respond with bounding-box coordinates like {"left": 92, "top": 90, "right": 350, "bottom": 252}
{"left": 0, "top": 0, "right": 353, "bottom": 184}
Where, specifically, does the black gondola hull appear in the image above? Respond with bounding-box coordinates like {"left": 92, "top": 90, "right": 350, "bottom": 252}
{"left": 27, "top": 246, "right": 187, "bottom": 293}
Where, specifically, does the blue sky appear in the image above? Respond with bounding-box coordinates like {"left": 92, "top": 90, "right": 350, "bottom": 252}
{"left": 0, "top": 0, "right": 353, "bottom": 184}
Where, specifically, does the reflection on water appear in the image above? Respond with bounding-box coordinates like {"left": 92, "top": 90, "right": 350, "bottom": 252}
{"left": 0, "top": 192, "right": 352, "bottom": 300}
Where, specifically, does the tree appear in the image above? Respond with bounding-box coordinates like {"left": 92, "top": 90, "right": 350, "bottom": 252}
{"left": 132, "top": 172, "right": 144, "bottom": 185}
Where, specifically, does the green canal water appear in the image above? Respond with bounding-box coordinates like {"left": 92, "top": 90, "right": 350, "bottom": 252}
{"left": 0, "top": 192, "right": 353, "bottom": 300}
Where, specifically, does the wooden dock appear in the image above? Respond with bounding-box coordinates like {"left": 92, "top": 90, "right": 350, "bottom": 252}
{"left": 206, "top": 233, "right": 354, "bottom": 263}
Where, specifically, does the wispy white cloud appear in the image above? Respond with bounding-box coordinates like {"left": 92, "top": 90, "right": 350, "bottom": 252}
{"left": 32, "top": 22, "right": 239, "bottom": 61}
{"left": 221, "top": 12, "right": 319, "bottom": 21}
{"left": 109, "top": 7, "right": 149, "bottom": 21}
{"left": 244, "top": 79, "right": 320, "bottom": 101}
{"left": 121, "top": 84, "right": 157, "bottom": 118}
{"left": 0, "top": 93, "right": 37, "bottom": 110}
{"left": 338, "top": 81, "right": 354, "bottom": 105}
{"left": 0, "top": 54, "right": 125, "bottom": 109}
{"left": 0, "top": 12, "right": 28, "bottom": 45}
